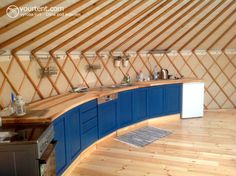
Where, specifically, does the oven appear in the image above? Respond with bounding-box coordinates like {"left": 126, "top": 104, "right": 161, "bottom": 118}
{"left": 0, "top": 123, "right": 56, "bottom": 176}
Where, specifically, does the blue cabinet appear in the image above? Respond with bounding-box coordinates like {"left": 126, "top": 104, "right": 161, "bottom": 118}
{"left": 133, "top": 88, "right": 148, "bottom": 122}
{"left": 98, "top": 100, "right": 117, "bottom": 138}
{"left": 53, "top": 107, "right": 81, "bottom": 175}
{"left": 65, "top": 108, "right": 81, "bottom": 162}
{"left": 80, "top": 100, "right": 98, "bottom": 150}
{"left": 53, "top": 83, "right": 183, "bottom": 175}
{"left": 164, "top": 84, "right": 182, "bottom": 115}
{"left": 148, "top": 86, "right": 164, "bottom": 118}
{"left": 53, "top": 115, "right": 67, "bottom": 175}
{"left": 117, "top": 90, "right": 133, "bottom": 128}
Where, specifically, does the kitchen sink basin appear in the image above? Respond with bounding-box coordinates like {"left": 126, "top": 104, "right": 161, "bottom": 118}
{"left": 108, "top": 83, "right": 134, "bottom": 89}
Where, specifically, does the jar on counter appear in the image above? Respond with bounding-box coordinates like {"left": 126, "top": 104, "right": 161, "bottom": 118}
{"left": 14, "top": 96, "right": 26, "bottom": 116}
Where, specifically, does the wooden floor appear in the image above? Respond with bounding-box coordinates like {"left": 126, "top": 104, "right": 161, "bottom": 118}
{"left": 70, "top": 110, "right": 236, "bottom": 176}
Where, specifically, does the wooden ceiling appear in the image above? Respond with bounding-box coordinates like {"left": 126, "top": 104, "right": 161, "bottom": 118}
{"left": 0, "top": 0, "right": 235, "bottom": 54}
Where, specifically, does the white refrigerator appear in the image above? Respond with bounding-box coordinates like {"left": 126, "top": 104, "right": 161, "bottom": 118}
{"left": 181, "top": 82, "right": 204, "bottom": 118}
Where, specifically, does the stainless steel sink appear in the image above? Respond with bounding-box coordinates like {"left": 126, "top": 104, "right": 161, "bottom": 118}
{"left": 107, "top": 83, "right": 134, "bottom": 89}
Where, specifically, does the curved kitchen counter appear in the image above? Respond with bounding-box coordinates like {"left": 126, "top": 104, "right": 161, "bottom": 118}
{"left": 1, "top": 78, "right": 203, "bottom": 124}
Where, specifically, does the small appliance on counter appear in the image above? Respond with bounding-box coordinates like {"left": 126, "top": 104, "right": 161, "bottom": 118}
{"left": 0, "top": 123, "right": 56, "bottom": 176}
{"left": 159, "top": 69, "right": 169, "bottom": 80}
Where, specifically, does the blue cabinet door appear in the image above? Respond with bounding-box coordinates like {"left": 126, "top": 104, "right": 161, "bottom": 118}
{"left": 98, "top": 100, "right": 117, "bottom": 138}
{"left": 148, "top": 86, "right": 164, "bottom": 118}
{"left": 133, "top": 88, "right": 148, "bottom": 122}
{"left": 164, "top": 84, "right": 182, "bottom": 115}
{"left": 117, "top": 90, "right": 133, "bottom": 128}
{"left": 65, "top": 107, "right": 81, "bottom": 162}
{"left": 53, "top": 115, "right": 67, "bottom": 175}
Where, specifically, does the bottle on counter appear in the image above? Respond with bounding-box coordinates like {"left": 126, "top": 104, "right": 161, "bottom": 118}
{"left": 124, "top": 74, "right": 131, "bottom": 84}
{"left": 153, "top": 66, "right": 158, "bottom": 80}
{"left": 137, "top": 70, "right": 144, "bottom": 82}
{"left": 14, "top": 95, "right": 26, "bottom": 116}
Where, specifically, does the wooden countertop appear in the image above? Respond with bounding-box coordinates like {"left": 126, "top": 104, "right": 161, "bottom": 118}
{"left": 1, "top": 78, "right": 203, "bottom": 124}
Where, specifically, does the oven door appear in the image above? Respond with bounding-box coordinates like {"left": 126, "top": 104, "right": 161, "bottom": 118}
{"left": 38, "top": 140, "right": 57, "bottom": 176}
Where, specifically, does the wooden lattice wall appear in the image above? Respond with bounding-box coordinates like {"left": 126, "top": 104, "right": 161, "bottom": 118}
{"left": 0, "top": 50, "right": 235, "bottom": 109}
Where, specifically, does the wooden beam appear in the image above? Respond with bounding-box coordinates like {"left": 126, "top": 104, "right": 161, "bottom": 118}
{"left": 111, "top": 0, "right": 180, "bottom": 52}
{"left": 137, "top": 0, "right": 203, "bottom": 52}
{"left": 0, "top": 65, "right": 19, "bottom": 95}
{"left": 124, "top": 0, "right": 192, "bottom": 52}
{"left": 51, "top": 0, "right": 121, "bottom": 53}
{"left": 176, "top": 51, "right": 217, "bottom": 108}
{"left": 81, "top": 53, "right": 103, "bottom": 86}
{"left": 0, "top": 0, "right": 31, "bottom": 18}
{"left": 95, "top": 52, "right": 116, "bottom": 84}
{"left": 66, "top": 53, "right": 89, "bottom": 88}
{"left": 222, "top": 33, "right": 236, "bottom": 51}
{"left": 31, "top": 0, "right": 107, "bottom": 53}
{"left": 153, "top": 0, "right": 213, "bottom": 50}
{"left": 11, "top": 52, "right": 44, "bottom": 99}
{"left": 96, "top": 0, "right": 167, "bottom": 53}
{"left": 0, "top": 0, "right": 89, "bottom": 50}
{"left": 31, "top": 52, "right": 60, "bottom": 94}
{"left": 193, "top": 52, "right": 235, "bottom": 108}
{"left": 193, "top": 6, "right": 236, "bottom": 50}
{"left": 0, "top": 0, "right": 64, "bottom": 35}
{"left": 68, "top": 0, "right": 144, "bottom": 53}
{"left": 49, "top": 51, "right": 74, "bottom": 89}
{"left": 207, "top": 21, "right": 236, "bottom": 50}
{"left": 179, "top": 0, "right": 234, "bottom": 51}
{"left": 83, "top": 0, "right": 160, "bottom": 52}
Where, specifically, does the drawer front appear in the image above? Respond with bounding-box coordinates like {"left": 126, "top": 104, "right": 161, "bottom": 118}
{"left": 81, "top": 127, "right": 98, "bottom": 149}
{"left": 81, "top": 118, "right": 97, "bottom": 134}
{"left": 80, "top": 99, "right": 97, "bottom": 112}
{"left": 80, "top": 108, "right": 97, "bottom": 123}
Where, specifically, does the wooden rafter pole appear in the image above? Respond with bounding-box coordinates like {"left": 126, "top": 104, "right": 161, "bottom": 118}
{"left": 207, "top": 21, "right": 236, "bottom": 50}
{"left": 137, "top": 0, "right": 203, "bottom": 52}
{"left": 111, "top": 0, "right": 181, "bottom": 53}
{"left": 193, "top": 9, "right": 236, "bottom": 50}
{"left": 153, "top": 0, "right": 213, "bottom": 50}
{"left": 12, "top": 0, "right": 105, "bottom": 52}
{"left": 178, "top": 0, "right": 234, "bottom": 51}
{"left": 83, "top": 0, "right": 161, "bottom": 53}
{"left": 0, "top": 0, "right": 31, "bottom": 17}
{"left": 191, "top": 8, "right": 236, "bottom": 91}
{"left": 68, "top": 0, "right": 145, "bottom": 53}
{"left": 124, "top": 0, "right": 193, "bottom": 52}
{"left": 11, "top": 52, "right": 44, "bottom": 99}
{"left": 51, "top": 0, "right": 122, "bottom": 53}
{"left": 0, "top": 0, "right": 89, "bottom": 49}
{"left": 31, "top": 0, "right": 107, "bottom": 53}
{"left": 165, "top": 0, "right": 227, "bottom": 50}
{"left": 0, "top": 0, "right": 64, "bottom": 35}
{"left": 96, "top": 0, "right": 166, "bottom": 53}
